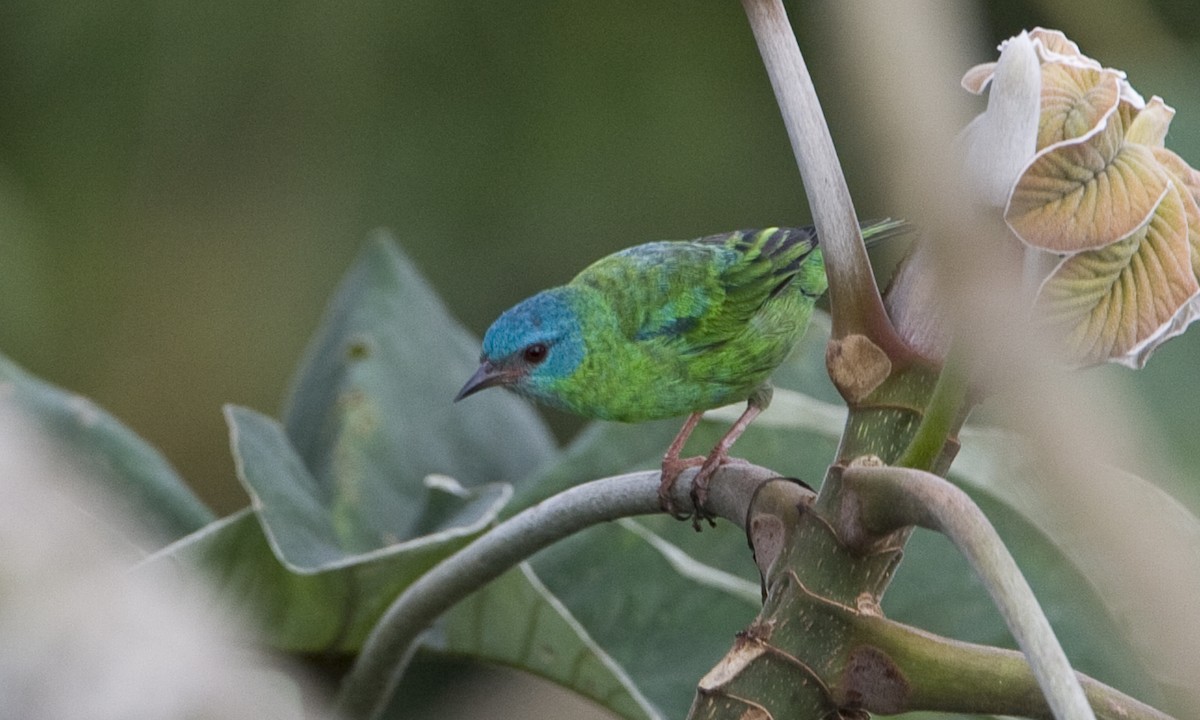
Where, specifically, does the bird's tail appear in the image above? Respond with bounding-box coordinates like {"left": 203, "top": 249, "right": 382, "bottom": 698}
{"left": 859, "top": 217, "right": 912, "bottom": 248}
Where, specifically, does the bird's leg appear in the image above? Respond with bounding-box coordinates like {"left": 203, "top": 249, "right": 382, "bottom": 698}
{"left": 658, "top": 411, "right": 705, "bottom": 518}
{"left": 689, "top": 385, "right": 773, "bottom": 529}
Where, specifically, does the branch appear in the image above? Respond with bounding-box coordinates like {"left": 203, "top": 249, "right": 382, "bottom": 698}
{"left": 840, "top": 463, "right": 1096, "bottom": 720}
{"left": 740, "top": 0, "right": 905, "bottom": 358}
{"left": 335, "top": 463, "right": 785, "bottom": 720}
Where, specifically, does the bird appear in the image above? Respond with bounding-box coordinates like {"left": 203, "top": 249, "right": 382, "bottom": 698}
{"left": 455, "top": 219, "right": 906, "bottom": 525}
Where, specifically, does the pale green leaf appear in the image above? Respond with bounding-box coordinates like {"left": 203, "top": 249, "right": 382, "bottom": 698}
{"left": 1036, "top": 183, "right": 1197, "bottom": 365}
{"left": 1036, "top": 64, "right": 1119, "bottom": 150}
{"left": 1007, "top": 110, "right": 1169, "bottom": 252}
{"left": 430, "top": 563, "right": 662, "bottom": 720}
{"left": 282, "top": 232, "right": 556, "bottom": 554}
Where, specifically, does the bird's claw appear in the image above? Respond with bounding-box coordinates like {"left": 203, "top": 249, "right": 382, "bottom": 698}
{"left": 658, "top": 455, "right": 704, "bottom": 521}
{"left": 688, "top": 485, "right": 716, "bottom": 532}
{"left": 661, "top": 453, "right": 752, "bottom": 529}
{"left": 688, "top": 455, "right": 753, "bottom": 531}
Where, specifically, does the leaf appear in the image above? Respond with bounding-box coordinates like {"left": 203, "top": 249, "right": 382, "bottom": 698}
{"left": 141, "top": 232, "right": 559, "bottom": 652}
{"left": 140, "top": 506, "right": 479, "bottom": 652}
{"left": 1035, "top": 64, "right": 1119, "bottom": 150}
{"left": 0, "top": 353, "right": 212, "bottom": 543}
{"left": 428, "top": 563, "right": 662, "bottom": 720}
{"left": 957, "top": 31, "right": 1041, "bottom": 208}
{"left": 228, "top": 405, "right": 510, "bottom": 572}
{"left": 281, "top": 231, "right": 557, "bottom": 554}
{"left": 1125, "top": 96, "right": 1175, "bottom": 148}
{"left": 1152, "top": 146, "right": 1200, "bottom": 279}
{"left": 528, "top": 521, "right": 762, "bottom": 719}
{"left": 1036, "top": 183, "right": 1198, "bottom": 365}
{"left": 1007, "top": 107, "right": 1169, "bottom": 253}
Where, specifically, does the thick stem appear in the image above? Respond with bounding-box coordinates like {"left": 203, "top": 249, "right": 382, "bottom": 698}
{"left": 841, "top": 464, "right": 1096, "bottom": 720}
{"left": 858, "top": 614, "right": 1174, "bottom": 720}
{"left": 335, "top": 464, "right": 781, "bottom": 720}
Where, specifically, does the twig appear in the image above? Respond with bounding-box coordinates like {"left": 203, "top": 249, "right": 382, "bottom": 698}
{"left": 335, "top": 464, "right": 780, "bottom": 719}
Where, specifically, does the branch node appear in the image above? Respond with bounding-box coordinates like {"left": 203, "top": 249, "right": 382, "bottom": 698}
{"left": 839, "top": 645, "right": 911, "bottom": 715}
{"left": 827, "top": 334, "right": 893, "bottom": 402}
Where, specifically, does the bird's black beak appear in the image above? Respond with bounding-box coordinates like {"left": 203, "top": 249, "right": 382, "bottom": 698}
{"left": 454, "top": 360, "right": 513, "bottom": 402}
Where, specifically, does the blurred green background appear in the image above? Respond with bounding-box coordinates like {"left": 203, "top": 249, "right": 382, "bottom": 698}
{"left": 3, "top": 0, "right": 1199, "bottom": 515}
{"left": 3, "top": 0, "right": 1200, "bottom": 717}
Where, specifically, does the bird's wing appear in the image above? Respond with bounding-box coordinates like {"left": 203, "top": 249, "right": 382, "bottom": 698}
{"left": 573, "top": 227, "right": 820, "bottom": 352}
{"left": 686, "top": 227, "right": 821, "bottom": 349}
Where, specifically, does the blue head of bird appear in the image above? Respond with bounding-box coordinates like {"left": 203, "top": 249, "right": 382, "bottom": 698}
{"left": 455, "top": 287, "right": 588, "bottom": 409}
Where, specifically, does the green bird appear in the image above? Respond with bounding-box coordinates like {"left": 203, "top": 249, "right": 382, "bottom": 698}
{"left": 456, "top": 219, "right": 905, "bottom": 521}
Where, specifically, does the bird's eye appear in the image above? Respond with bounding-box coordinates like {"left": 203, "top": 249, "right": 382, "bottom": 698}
{"left": 522, "top": 343, "right": 549, "bottom": 364}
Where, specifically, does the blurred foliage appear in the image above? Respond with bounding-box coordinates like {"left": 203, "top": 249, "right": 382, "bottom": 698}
{"left": 2, "top": 2, "right": 1200, "bottom": 716}
{"left": 3, "top": 0, "right": 1200, "bottom": 514}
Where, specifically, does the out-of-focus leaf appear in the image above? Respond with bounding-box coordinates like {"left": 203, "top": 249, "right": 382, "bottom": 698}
{"left": 0, "top": 353, "right": 212, "bottom": 543}
{"left": 281, "top": 232, "right": 556, "bottom": 554}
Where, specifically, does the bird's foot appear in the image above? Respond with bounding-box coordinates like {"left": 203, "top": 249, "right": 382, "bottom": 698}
{"left": 658, "top": 455, "right": 705, "bottom": 520}
{"left": 689, "top": 453, "right": 750, "bottom": 531}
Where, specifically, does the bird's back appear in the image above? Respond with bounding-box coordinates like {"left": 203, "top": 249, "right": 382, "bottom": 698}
{"left": 559, "top": 228, "right": 823, "bottom": 421}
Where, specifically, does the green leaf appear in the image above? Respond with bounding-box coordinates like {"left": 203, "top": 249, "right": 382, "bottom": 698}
{"left": 529, "top": 521, "right": 761, "bottom": 718}
{"left": 0, "top": 353, "right": 211, "bottom": 543}
{"left": 142, "top": 233, "right": 561, "bottom": 652}
{"left": 228, "top": 404, "right": 511, "bottom": 571}
{"left": 141, "top": 506, "right": 478, "bottom": 652}
{"left": 281, "top": 231, "right": 556, "bottom": 554}
{"left": 429, "top": 562, "right": 662, "bottom": 720}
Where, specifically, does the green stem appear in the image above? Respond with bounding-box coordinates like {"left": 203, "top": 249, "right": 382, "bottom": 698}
{"left": 895, "top": 343, "right": 971, "bottom": 470}
{"left": 858, "top": 614, "right": 1175, "bottom": 720}
{"left": 335, "top": 464, "right": 782, "bottom": 719}
{"left": 842, "top": 464, "right": 1096, "bottom": 720}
